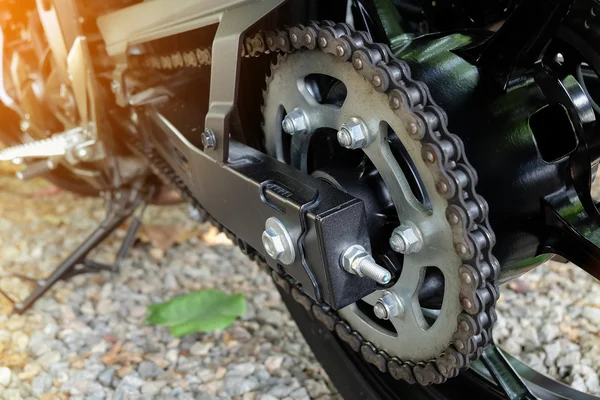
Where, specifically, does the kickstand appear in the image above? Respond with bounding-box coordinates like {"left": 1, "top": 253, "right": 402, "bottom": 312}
{"left": 1, "top": 181, "right": 154, "bottom": 315}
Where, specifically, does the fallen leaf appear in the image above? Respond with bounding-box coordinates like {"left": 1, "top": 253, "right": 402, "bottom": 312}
{"left": 140, "top": 225, "right": 189, "bottom": 250}
{"left": 202, "top": 226, "right": 233, "bottom": 246}
{"left": 144, "top": 355, "right": 170, "bottom": 369}
{"left": 507, "top": 279, "right": 531, "bottom": 294}
{"left": 146, "top": 290, "right": 246, "bottom": 337}
{"left": 103, "top": 334, "right": 117, "bottom": 344}
{"left": 101, "top": 342, "right": 122, "bottom": 365}
{"left": 117, "top": 365, "right": 133, "bottom": 378}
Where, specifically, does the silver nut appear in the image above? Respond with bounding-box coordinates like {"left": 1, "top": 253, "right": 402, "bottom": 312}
{"left": 389, "top": 222, "right": 424, "bottom": 254}
{"left": 337, "top": 117, "right": 371, "bottom": 149}
{"left": 341, "top": 244, "right": 370, "bottom": 276}
{"left": 262, "top": 217, "right": 295, "bottom": 265}
{"left": 374, "top": 291, "right": 404, "bottom": 320}
{"left": 262, "top": 228, "right": 285, "bottom": 260}
{"left": 282, "top": 108, "right": 309, "bottom": 135}
{"left": 201, "top": 130, "right": 216, "bottom": 149}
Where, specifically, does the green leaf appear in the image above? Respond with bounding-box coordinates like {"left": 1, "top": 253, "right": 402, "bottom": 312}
{"left": 145, "top": 290, "right": 246, "bottom": 337}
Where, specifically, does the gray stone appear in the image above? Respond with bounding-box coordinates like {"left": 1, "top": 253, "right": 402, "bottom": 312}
{"left": 119, "top": 375, "right": 145, "bottom": 389}
{"left": 138, "top": 360, "right": 163, "bottom": 379}
{"left": 224, "top": 376, "right": 259, "bottom": 396}
{"left": 583, "top": 307, "right": 600, "bottom": 325}
{"left": 97, "top": 368, "right": 115, "bottom": 387}
{"left": 289, "top": 387, "right": 310, "bottom": 400}
{"left": 37, "top": 351, "right": 62, "bottom": 370}
{"left": 226, "top": 363, "right": 256, "bottom": 378}
{"left": 31, "top": 372, "right": 52, "bottom": 397}
{"left": 544, "top": 341, "right": 562, "bottom": 368}
{"left": 539, "top": 323, "right": 561, "bottom": 344}
{"left": 189, "top": 342, "right": 212, "bottom": 357}
{"left": 557, "top": 351, "right": 581, "bottom": 368}
{"left": 257, "top": 396, "right": 279, "bottom": 400}
{"left": 304, "top": 379, "right": 330, "bottom": 398}
{"left": 141, "top": 381, "right": 167, "bottom": 396}
{"left": 267, "top": 384, "right": 295, "bottom": 397}
{"left": 2, "top": 389, "right": 21, "bottom": 400}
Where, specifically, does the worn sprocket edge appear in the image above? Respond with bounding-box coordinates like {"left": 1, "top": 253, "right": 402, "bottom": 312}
{"left": 130, "top": 20, "right": 501, "bottom": 386}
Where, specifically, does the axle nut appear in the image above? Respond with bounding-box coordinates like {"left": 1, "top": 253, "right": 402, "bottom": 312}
{"left": 261, "top": 217, "right": 295, "bottom": 265}
{"left": 262, "top": 228, "right": 285, "bottom": 260}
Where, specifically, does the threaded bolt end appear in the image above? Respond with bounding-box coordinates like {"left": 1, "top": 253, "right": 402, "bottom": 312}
{"left": 337, "top": 128, "right": 352, "bottom": 148}
{"left": 357, "top": 258, "right": 391, "bottom": 284}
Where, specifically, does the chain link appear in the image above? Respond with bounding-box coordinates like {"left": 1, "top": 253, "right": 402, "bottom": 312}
{"left": 129, "top": 21, "right": 500, "bottom": 386}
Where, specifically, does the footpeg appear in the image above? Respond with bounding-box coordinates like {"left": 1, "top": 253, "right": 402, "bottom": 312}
{"left": 0, "top": 128, "right": 85, "bottom": 162}
{"left": 0, "top": 179, "right": 154, "bottom": 314}
{"left": 0, "top": 127, "right": 104, "bottom": 166}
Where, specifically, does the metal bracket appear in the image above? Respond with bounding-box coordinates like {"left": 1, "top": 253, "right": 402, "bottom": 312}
{"left": 0, "top": 181, "right": 153, "bottom": 314}
{"left": 458, "top": 0, "right": 576, "bottom": 91}
{"left": 204, "top": 0, "right": 286, "bottom": 162}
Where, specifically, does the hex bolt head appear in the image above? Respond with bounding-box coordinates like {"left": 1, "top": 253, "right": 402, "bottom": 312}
{"left": 262, "top": 228, "right": 285, "bottom": 260}
{"left": 341, "top": 244, "right": 392, "bottom": 285}
{"left": 337, "top": 117, "right": 371, "bottom": 149}
{"left": 389, "top": 222, "right": 424, "bottom": 254}
{"left": 281, "top": 108, "right": 309, "bottom": 135}
{"left": 374, "top": 291, "right": 404, "bottom": 320}
{"left": 201, "top": 130, "right": 216, "bottom": 149}
{"left": 262, "top": 217, "right": 295, "bottom": 265}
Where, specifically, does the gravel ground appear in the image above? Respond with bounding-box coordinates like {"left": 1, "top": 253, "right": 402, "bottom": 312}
{"left": 0, "top": 176, "right": 339, "bottom": 400}
{"left": 0, "top": 173, "right": 600, "bottom": 399}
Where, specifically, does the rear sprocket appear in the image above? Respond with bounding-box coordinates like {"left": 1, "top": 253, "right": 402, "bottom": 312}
{"left": 260, "top": 22, "right": 500, "bottom": 385}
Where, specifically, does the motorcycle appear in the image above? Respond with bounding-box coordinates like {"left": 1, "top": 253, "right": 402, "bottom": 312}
{"left": 1, "top": 0, "right": 599, "bottom": 398}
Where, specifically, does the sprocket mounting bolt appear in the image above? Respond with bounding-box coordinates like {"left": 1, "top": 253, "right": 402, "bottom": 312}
{"left": 389, "top": 222, "right": 424, "bottom": 254}
{"left": 337, "top": 117, "right": 371, "bottom": 149}
{"left": 282, "top": 108, "right": 309, "bottom": 135}
{"left": 374, "top": 291, "right": 404, "bottom": 320}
